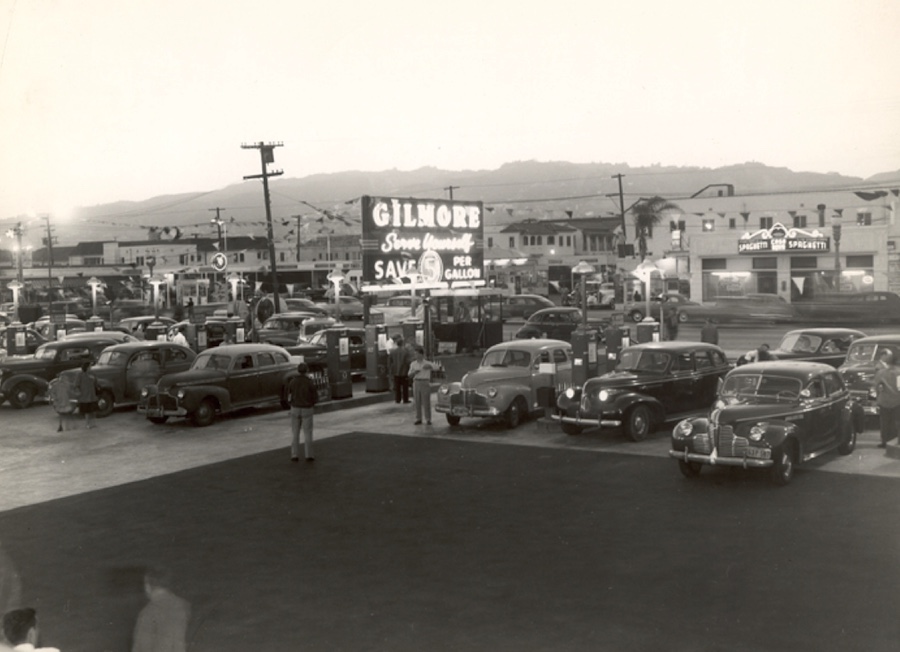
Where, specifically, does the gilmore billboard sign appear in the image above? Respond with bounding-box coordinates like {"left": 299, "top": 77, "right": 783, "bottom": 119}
{"left": 360, "top": 196, "right": 485, "bottom": 288}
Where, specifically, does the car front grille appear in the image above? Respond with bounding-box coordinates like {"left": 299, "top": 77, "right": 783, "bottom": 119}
{"left": 713, "top": 424, "right": 749, "bottom": 457}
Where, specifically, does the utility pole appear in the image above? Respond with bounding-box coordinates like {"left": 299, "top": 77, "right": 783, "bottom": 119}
{"left": 291, "top": 214, "right": 303, "bottom": 262}
{"left": 7, "top": 222, "right": 25, "bottom": 284}
{"left": 612, "top": 174, "right": 626, "bottom": 241}
{"left": 242, "top": 141, "right": 283, "bottom": 313}
{"left": 445, "top": 185, "right": 459, "bottom": 200}
{"left": 43, "top": 215, "right": 56, "bottom": 313}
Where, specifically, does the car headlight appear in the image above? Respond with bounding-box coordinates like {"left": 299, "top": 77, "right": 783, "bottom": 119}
{"left": 748, "top": 423, "right": 766, "bottom": 441}
{"left": 487, "top": 387, "right": 498, "bottom": 398}
{"left": 140, "top": 387, "right": 149, "bottom": 397}
{"left": 176, "top": 388, "right": 186, "bottom": 400}
{"left": 598, "top": 389, "right": 610, "bottom": 402}
{"left": 673, "top": 420, "right": 693, "bottom": 438}
{"left": 564, "top": 387, "right": 576, "bottom": 399}
{"left": 439, "top": 384, "right": 449, "bottom": 395}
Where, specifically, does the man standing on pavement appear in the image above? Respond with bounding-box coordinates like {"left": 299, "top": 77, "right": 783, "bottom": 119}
{"left": 700, "top": 318, "right": 719, "bottom": 345}
{"left": 874, "top": 349, "right": 900, "bottom": 449}
{"left": 288, "top": 362, "right": 318, "bottom": 462}
{"left": 2, "top": 608, "right": 59, "bottom": 651}
{"left": 408, "top": 345, "right": 435, "bottom": 425}
{"left": 389, "top": 335, "right": 411, "bottom": 404}
{"left": 132, "top": 566, "right": 190, "bottom": 652}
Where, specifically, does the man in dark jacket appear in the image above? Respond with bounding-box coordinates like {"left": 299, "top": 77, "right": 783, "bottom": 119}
{"left": 288, "top": 362, "right": 318, "bottom": 462}
{"left": 700, "top": 318, "right": 719, "bottom": 345}
{"left": 389, "top": 335, "right": 411, "bottom": 404}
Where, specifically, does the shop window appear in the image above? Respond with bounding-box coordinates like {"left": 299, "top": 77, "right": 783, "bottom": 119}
{"left": 701, "top": 258, "right": 727, "bottom": 270}
{"left": 792, "top": 214, "right": 807, "bottom": 228}
{"left": 790, "top": 257, "right": 817, "bottom": 269}
{"left": 857, "top": 212, "right": 872, "bottom": 226}
{"left": 846, "top": 255, "right": 873, "bottom": 268}
{"left": 752, "top": 257, "right": 777, "bottom": 269}
{"left": 566, "top": 236, "right": 572, "bottom": 247}
{"left": 509, "top": 236, "right": 516, "bottom": 248}
{"left": 760, "top": 216, "right": 773, "bottom": 229}
{"left": 729, "top": 218, "right": 736, "bottom": 230}
{"left": 548, "top": 236, "right": 555, "bottom": 245}
{"left": 487, "top": 237, "right": 493, "bottom": 248}
{"left": 537, "top": 236, "right": 543, "bottom": 246}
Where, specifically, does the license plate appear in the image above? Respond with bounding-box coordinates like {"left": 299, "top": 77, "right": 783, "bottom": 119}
{"left": 746, "top": 447, "right": 771, "bottom": 460}
{"left": 451, "top": 407, "right": 469, "bottom": 417}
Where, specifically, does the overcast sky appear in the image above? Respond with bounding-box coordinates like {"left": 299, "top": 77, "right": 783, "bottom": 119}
{"left": 1, "top": 0, "right": 898, "bottom": 220}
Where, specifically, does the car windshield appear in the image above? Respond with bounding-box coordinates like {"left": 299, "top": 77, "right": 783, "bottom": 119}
{"left": 192, "top": 353, "right": 231, "bottom": 370}
{"left": 261, "top": 320, "right": 284, "bottom": 331}
{"left": 721, "top": 374, "right": 803, "bottom": 403}
{"left": 780, "top": 333, "right": 822, "bottom": 353}
{"left": 481, "top": 349, "right": 532, "bottom": 368}
{"left": 844, "top": 342, "right": 899, "bottom": 364}
{"left": 35, "top": 346, "right": 56, "bottom": 360}
{"left": 616, "top": 350, "right": 671, "bottom": 373}
{"left": 96, "top": 350, "right": 129, "bottom": 366}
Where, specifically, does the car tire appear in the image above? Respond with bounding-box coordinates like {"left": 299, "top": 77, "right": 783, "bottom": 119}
{"left": 561, "top": 422, "right": 583, "bottom": 435}
{"left": 678, "top": 460, "right": 703, "bottom": 477}
{"left": 837, "top": 423, "right": 857, "bottom": 455}
{"left": 8, "top": 382, "right": 36, "bottom": 409}
{"left": 147, "top": 416, "right": 169, "bottom": 425}
{"left": 446, "top": 414, "right": 461, "bottom": 426}
{"left": 504, "top": 397, "right": 527, "bottom": 429}
{"left": 190, "top": 398, "right": 217, "bottom": 427}
{"left": 624, "top": 404, "right": 652, "bottom": 441}
{"left": 96, "top": 389, "right": 115, "bottom": 418}
{"left": 770, "top": 444, "right": 796, "bottom": 486}
{"left": 630, "top": 310, "right": 644, "bottom": 323}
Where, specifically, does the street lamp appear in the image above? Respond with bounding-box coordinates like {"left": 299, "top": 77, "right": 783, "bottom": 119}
{"left": 832, "top": 209, "right": 842, "bottom": 293}
{"left": 6, "top": 280, "right": 23, "bottom": 322}
{"left": 572, "top": 261, "right": 596, "bottom": 330}
{"left": 87, "top": 276, "right": 102, "bottom": 317}
{"left": 227, "top": 273, "right": 243, "bottom": 315}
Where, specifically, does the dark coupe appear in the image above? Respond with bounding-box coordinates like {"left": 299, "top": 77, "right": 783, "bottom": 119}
{"left": 757, "top": 327, "right": 866, "bottom": 368}
{"left": 670, "top": 361, "right": 861, "bottom": 485}
{"left": 554, "top": 342, "right": 731, "bottom": 440}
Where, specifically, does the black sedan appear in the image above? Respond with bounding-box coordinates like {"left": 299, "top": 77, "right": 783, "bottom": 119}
{"left": 760, "top": 328, "right": 866, "bottom": 368}
{"left": 514, "top": 307, "right": 610, "bottom": 341}
{"left": 554, "top": 342, "right": 732, "bottom": 440}
{"left": 670, "top": 361, "right": 862, "bottom": 485}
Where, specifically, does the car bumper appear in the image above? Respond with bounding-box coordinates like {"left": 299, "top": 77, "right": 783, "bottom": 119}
{"left": 668, "top": 448, "right": 774, "bottom": 469}
{"left": 551, "top": 413, "right": 620, "bottom": 428}
{"left": 435, "top": 391, "right": 503, "bottom": 418}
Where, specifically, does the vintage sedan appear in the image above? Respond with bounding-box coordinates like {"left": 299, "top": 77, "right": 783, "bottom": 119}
{"left": 838, "top": 335, "right": 900, "bottom": 416}
{"left": 670, "top": 361, "right": 861, "bottom": 485}
{"left": 137, "top": 343, "right": 296, "bottom": 426}
{"left": 678, "top": 293, "right": 795, "bottom": 324}
{"left": 256, "top": 311, "right": 322, "bottom": 346}
{"left": 514, "top": 307, "right": 610, "bottom": 341}
{"left": 0, "top": 337, "right": 118, "bottom": 408}
{"left": 436, "top": 339, "right": 574, "bottom": 428}
{"left": 554, "top": 342, "right": 731, "bottom": 440}
{"left": 483, "top": 294, "right": 555, "bottom": 321}
{"left": 753, "top": 328, "right": 866, "bottom": 368}
{"left": 58, "top": 341, "right": 197, "bottom": 417}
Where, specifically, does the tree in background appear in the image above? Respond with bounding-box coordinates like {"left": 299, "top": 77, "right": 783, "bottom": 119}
{"left": 632, "top": 196, "right": 680, "bottom": 262}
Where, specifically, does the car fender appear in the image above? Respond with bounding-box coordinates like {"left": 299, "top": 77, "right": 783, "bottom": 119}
{"left": 610, "top": 391, "right": 666, "bottom": 421}
{"left": 556, "top": 386, "right": 583, "bottom": 412}
{"left": 179, "top": 385, "right": 234, "bottom": 413}
{"left": 489, "top": 381, "right": 532, "bottom": 411}
{"left": 436, "top": 381, "right": 463, "bottom": 404}
{"left": 94, "top": 376, "right": 123, "bottom": 402}
{"left": 1, "top": 373, "right": 50, "bottom": 395}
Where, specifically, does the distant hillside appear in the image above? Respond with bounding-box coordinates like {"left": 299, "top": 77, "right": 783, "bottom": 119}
{"left": 52, "top": 161, "right": 899, "bottom": 247}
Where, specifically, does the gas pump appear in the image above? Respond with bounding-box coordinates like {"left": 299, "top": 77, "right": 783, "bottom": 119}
{"left": 5, "top": 323, "right": 27, "bottom": 356}
{"left": 195, "top": 322, "right": 208, "bottom": 352}
{"left": 86, "top": 316, "right": 104, "bottom": 332}
{"left": 325, "top": 328, "right": 353, "bottom": 399}
{"left": 401, "top": 321, "right": 425, "bottom": 350}
{"left": 225, "top": 316, "right": 246, "bottom": 344}
{"left": 571, "top": 329, "right": 599, "bottom": 387}
{"left": 635, "top": 319, "right": 660, "bottom": 344}
{"left": 365, "top": 324, "right": 390, "bottom": 392}
{"left": 144, "top": 321, "right": 166, "bottom": 341}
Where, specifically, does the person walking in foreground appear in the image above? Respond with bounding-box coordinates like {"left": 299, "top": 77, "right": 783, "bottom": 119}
{"left": 132, "top": 566, "right": 190, "bottom": 652}
{"left": 75, "top": 361, "right": 99, "bottom": 429}
{"left": 389, "top": 335, "right": 411, "bottom": 404}
{"left": 874, "top": 349, "right": 900, "bottom": 449}
{"left": 288, "top": 362, "right": 318, "bottom": 462}
{"left": 2, "top": 607, "right": 59, "bottom": 651}
{"left": 408, "top": 345, "right": 435, "bottom": 425}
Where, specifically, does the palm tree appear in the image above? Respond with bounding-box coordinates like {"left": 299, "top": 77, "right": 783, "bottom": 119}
{"left": 631, "top": 196, "right": 681, "bottom": 262}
